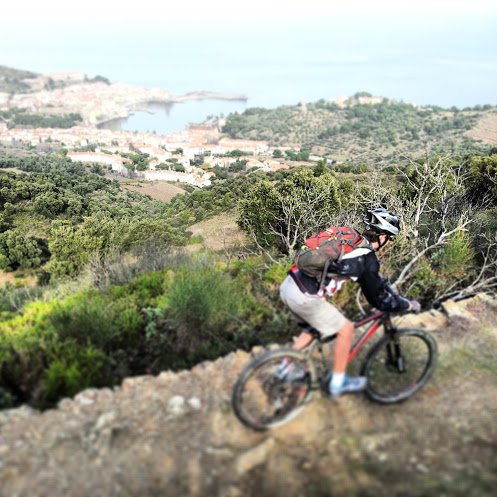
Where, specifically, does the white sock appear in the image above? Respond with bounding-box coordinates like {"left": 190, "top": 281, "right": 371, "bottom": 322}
{"left": 331, "top": 372, "right": 345, "bottom": 389}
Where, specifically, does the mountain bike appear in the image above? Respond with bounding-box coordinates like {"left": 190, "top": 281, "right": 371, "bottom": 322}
{"left": 232, "top": 309, "right": 438, "bottom": 430}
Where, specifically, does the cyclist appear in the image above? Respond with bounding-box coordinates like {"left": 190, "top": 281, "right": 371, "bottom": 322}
{"left": 279, "top": 208, "right": 420, "bottom": 397}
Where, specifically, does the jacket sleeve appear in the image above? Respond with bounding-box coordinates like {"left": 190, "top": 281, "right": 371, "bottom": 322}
{"left": 329, "top": 251, "right": 410, "bottom": 312}
{"left": 357, "top": 252, "right": 410, "bottom": 312}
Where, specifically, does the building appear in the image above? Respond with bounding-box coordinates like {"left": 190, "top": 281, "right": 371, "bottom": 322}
{"left": 218, "top": 138, "right": 268, "bottom": 155}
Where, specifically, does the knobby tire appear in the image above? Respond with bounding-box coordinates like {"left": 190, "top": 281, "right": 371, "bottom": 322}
{"left": 360, "top": 327, "right": 438, "bottom": 403}
{"left": 231, "top": 349, "right": 317, "bottom": 431}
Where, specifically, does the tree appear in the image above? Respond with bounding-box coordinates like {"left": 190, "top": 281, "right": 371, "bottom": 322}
{"left": 33, "top": 191, "right": 65, "bottom": 218}
{"left": 273, "top": 149, "right": 283, "bottom": 158}
{"left": 238, "top": 168, "right": 342, "bottom": 257}
{"left": 465, "top": 153, "right": 497, "bottom": 205}
{"left": 0, "top": 230, "right": 42, "bottom": 271}
{"left": 355, "top": 154, "right": 497, "bottom": 303}
{"left": 313, "top": 160, "right": 327, "bottom": 177}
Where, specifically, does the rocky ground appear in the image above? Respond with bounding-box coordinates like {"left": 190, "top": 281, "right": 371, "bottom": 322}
{"left": 0, "top": 295, "right": 496, "bottom": 497}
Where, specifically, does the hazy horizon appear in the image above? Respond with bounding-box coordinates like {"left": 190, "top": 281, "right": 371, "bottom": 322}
{"left": 2, "top": 0, "right": 497, "bottom": 110}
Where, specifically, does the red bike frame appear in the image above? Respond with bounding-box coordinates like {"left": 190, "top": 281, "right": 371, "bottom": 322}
{"left": 348, "top": 311, "right": 390, "bottom": 362}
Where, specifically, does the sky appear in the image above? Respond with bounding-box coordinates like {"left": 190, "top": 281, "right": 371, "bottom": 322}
{"left": 4, "top": 0, "right": 497, "bottom": 23}
{"left": 2, "top": 0, "right": 497, "bottom": 108}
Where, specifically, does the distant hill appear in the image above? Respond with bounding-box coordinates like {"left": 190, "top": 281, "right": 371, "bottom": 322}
{"left": 0, "top": 65, "right": 39, "bottom": 93}
{"left": 221, "top": 96, "right": 497, "bottom": 163}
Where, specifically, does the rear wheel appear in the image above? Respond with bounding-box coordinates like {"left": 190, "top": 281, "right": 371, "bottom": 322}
{"left": 360, "top": 328, "right": 437, "bottom": 404}
{"left": 232, "top": 349, "right": 317, "bottom": 430}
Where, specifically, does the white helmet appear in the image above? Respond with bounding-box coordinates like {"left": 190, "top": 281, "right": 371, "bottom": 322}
{"left": 363, "top": 208, "right": 400, "bottom": 237}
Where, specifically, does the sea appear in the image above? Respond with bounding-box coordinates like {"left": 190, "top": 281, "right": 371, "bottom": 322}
{"left": 3, "top": 15, "right": 497, "bottom": 136}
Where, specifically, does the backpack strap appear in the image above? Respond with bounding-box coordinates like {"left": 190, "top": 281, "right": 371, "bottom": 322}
{"left": 288, "top": 266, "right": 322, "bottom": 296}
{"left": 318, "top": 258, "right": 331, "bottom": 293}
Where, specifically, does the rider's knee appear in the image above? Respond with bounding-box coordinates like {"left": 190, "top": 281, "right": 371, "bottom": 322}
{"left": 338, "top": 319, "right": 354, "bottom": 337}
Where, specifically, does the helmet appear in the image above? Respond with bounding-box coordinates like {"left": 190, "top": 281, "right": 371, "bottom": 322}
{"left": 363, "top": 208, "right": 400, "bottom": 237}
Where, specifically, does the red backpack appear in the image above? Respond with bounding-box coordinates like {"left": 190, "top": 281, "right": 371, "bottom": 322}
{"left": 294, "top": 226, "right": 370, "bottom": 285}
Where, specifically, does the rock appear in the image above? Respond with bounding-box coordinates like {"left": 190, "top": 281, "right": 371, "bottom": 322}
{"left": 74, "top": 389, "right": 99, "bottom": 406}
{"left": 57, "top": 398, "right": 73, "bottom": 410}
{"left": 167, "top": 395, "right": 185, "bottom": 416}
{"left": 235, "top": 437, "right": 275, "bottom": 475}
{"left": 442, "top": 299, "right": 477, "bottom": 322}
{"left": 188, "top": 397, "right": 202, "bottom": 410}
{"left": 94, "top": 411, "right": 117, "bottom": 431}
{"left": 219, "top": 485, "right": 244, "bottom": 497}
{"left": 157, "top": 371, "right": 174, "bottom": 383}
{"left": 393, "top": 309, "right": 448, "bottom": 330}
{"left": 251, "top": 345, "right": 264, "bottom": 355}
{"left": 360, "top": 433, "right": 395, "bottom": 453}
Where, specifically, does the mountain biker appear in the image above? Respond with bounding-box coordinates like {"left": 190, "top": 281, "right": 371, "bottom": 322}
{"left": 279, "top": 208, "right": 420, "bottom": 397}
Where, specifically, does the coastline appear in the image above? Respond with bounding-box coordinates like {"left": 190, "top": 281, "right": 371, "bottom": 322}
{"left": 97, "top": 98, "right": 248, "bottom": 136}
{"left": 172, "top": 90, "right": 247, "bottom": 103}
{"left": 2, "top": 78, "right": 247, "bottom": 128}
{"left": 81, "top": 90, "right": 248, "bottom": 127}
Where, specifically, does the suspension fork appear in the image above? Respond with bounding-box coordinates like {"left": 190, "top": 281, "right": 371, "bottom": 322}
{"left": 384, "top": 318, "right": 405, "bottom": 373}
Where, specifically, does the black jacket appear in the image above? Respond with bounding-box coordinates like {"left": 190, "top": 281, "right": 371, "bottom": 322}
{"left": 289, "top": 249, "right": 409, "bottom": 313}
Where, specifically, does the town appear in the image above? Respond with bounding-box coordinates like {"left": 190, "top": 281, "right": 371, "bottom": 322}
{"left": 0, "top": 121, "right": 292, "bottom": 188}
{"left": 0, "top": 70, "right": 293, "bottom": 188}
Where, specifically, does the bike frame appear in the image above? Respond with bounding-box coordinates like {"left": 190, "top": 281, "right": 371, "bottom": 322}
{"left": 312, "top": 310, "right": 397, "bottom": 364}
{"left": 348, "top": 311, "right": 394, "bottom": 362}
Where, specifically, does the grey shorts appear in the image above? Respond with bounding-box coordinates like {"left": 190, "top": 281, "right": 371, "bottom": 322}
{"left": 279, "top": 275, "right": 346, "bottom": 337}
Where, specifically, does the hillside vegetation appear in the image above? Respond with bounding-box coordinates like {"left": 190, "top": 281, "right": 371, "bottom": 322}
{"left": 0, "top": 143, "right": 496, "bottom": 409}
{"left": 222, "top": 94, "right": 496, "bottom": 163}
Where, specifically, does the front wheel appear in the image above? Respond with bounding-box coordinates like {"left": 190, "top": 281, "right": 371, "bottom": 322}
{"left": 232, "top": 348, "right": 317, "bottom": 430}
{"left": 360, "top": 328, "right": 438, "bottom": 404}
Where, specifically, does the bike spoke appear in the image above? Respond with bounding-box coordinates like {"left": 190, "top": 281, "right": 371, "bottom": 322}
{"left": 362, "top": 329, "right": 437, "bottom": 403}
{"left": 232, "top": 351, "right": 314, "bottom": 430}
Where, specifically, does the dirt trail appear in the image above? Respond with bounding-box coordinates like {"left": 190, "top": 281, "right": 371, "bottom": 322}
{"left": 0, "top": 295, "right": 496, "bottom": 497}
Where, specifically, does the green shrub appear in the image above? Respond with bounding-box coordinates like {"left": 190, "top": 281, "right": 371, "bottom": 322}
{"left": 165, "top": 265, "right": 243, "bottom": 359}
{"left": 187, "top": 235, "right": 204, "bottom": 245}
{"left": 0, "top": 387, "right": 15, "bottom": 409}
{"left": 113, "top": 307, "right": 144, "bottom": 348}
{"left": 46, "top": 295, "right": 118, "bottom": 350}
{"left": 431, "top": 230, "right": 474, "bottom": 283}
{"left": 125, "top": 271, "right": 166, "bottom": 306}
{"left": 263, "top": 262, "right": 290, "bottom": 286}
{"left": 43, "top": 342, "right": 110, "bottom": 403}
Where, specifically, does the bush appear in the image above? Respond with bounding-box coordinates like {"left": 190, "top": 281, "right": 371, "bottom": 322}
{"left": 165, "top": 264, "right": 243, "bottom": 359}
{"left": 0, "top": 251, "right": 308, "bottom": 409}
{"left": 0, "top": 387, "right": 15, "bottom": 409}
{"left": 43, "top": 342, "right": 110, "bottom": 403}
{"left": 46, "top": 295, "right": 118, "bottom": 350}
{"left": 431, "top": 231, "right": 474, "bottom": 283}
